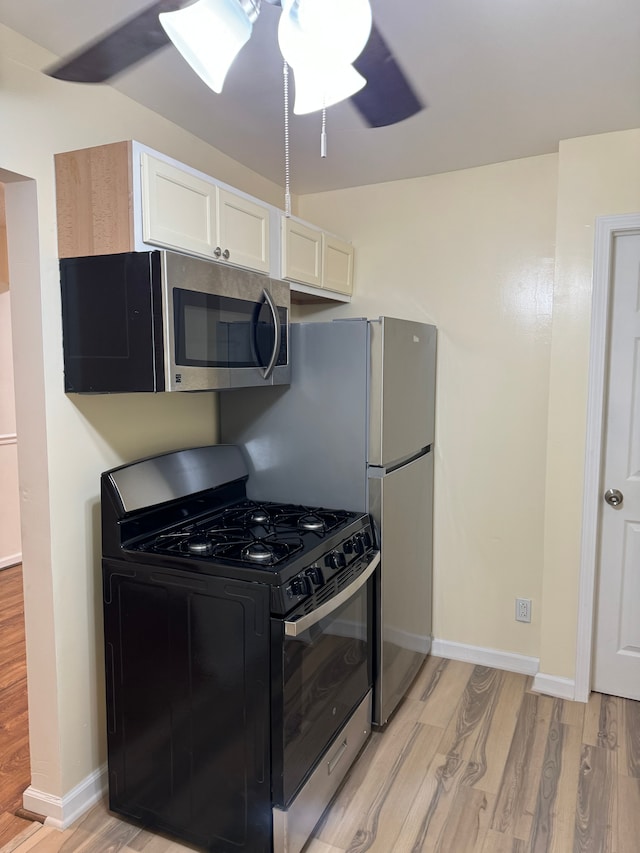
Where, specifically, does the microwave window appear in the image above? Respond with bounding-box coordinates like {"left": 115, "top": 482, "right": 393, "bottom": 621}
{"left": 174, "top": 289, "right": 286, "bottom": 369}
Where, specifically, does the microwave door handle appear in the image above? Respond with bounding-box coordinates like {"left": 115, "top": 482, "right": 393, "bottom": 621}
{"left": 261, "top": 288, "right": 281, "bottom": 380}
{"left": 284, "top": 551, "right": 380, "bottom": 637}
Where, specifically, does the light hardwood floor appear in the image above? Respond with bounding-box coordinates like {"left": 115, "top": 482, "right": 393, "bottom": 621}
{"left": 0, "top": 565, "right": 32, "bottom": 848}
{"left": 3, "top": 656, "right": 640, "bottom": 853}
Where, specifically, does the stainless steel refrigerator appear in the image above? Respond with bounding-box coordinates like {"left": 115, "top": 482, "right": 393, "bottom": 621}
{"left": 220, "top": 316, "right": 436, "bottom": 725}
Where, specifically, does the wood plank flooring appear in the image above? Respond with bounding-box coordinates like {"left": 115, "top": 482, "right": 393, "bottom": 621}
{"left": 4, "top": 656, "right": 640, "bottom": 853}
{"left": 0, "top": 565, "right": 32, "bottom": 848}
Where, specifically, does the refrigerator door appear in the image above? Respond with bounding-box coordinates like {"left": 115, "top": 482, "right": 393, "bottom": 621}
{"left": 368, "top": 317, "right": 436, "bottom": 468}
{"left": 368, "top": 450, "right": 434, "bottom": 725}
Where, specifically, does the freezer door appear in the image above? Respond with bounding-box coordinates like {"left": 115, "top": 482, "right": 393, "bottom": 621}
{"left": 368, "top": 317, "right": 436, "bottom": 467}
{"left": 369, "top": 450, "right": 434, "bottom": 725}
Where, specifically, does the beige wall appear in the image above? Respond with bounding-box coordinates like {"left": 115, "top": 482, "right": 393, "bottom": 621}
{"left": 540, "top": 129, "right": 640, "bottom": 678}
{"left": 0, "top": 23, "right": 286, "bottom": 799}
{"left": 297, "top": 154, "right": 559, "bottom": 660}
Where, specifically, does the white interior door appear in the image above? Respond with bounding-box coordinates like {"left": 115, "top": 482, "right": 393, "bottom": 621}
{"left": 593, "top": 230, "right": 640, "bottom": 699}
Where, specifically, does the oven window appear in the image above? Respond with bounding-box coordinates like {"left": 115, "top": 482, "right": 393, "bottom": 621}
{"left": 273, "top": 578, "right": 372, "bottom": 806}
{"left": 173, "top": 288, "right": 287, "bottom": 368}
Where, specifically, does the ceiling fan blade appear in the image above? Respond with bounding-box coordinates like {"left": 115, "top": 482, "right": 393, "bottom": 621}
{"left": 46, "top": 1, "right": 186, "bottom": 83}
{"left": 352, "top": 22, "right": 424, "bottom": 127}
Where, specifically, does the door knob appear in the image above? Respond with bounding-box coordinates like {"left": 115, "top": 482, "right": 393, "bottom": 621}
{"left": 604, "top": 488, "right": 623, "bottom": 507}
{"left": 213, "top": 246, "right": 222, "bottom": 258}
{"left": 222, "top": 249, "right": 230, "bottom": 260}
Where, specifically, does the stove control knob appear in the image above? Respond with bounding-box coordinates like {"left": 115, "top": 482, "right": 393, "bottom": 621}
{"left": 362, "top": 530, "right": 372, "bottom": 549}
{"left": 289, "top": 576, "right": 311, "bottom": 598}
{"left": 305, "top": 566, "right": 324, "bottom": 586}
{"left": 327, "top": 551, "right": 346, "bottom": 570}
{"left": 343, "top": 539, "right": 354, "bottom": 554}
{"left": 353, "top": 534, "right": 365, "bottom": 555}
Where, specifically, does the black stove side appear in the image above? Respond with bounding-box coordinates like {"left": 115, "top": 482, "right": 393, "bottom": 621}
{"left": 103, "top": 560, "right": 272, "bottom": 852}
{"left": 100, "top": 446, "right": 272, "bottom": 851}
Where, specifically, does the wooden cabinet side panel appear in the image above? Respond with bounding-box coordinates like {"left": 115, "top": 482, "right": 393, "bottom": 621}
{"left": 55, "top": 141, "right": 135, "bottom": 258}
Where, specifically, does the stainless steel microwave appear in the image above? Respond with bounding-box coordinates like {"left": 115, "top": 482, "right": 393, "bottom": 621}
{"left": 60, "top": 250, "right": 290, "bottom": 393}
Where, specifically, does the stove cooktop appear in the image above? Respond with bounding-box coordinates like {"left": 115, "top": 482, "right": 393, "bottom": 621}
{"left": 132, "top": 499, "right": 361, "bottom": 571}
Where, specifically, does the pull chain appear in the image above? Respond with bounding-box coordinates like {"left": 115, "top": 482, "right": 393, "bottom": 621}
{"left": 283, "top": 60, "right": 291, "bottom": 218}
{"left": 321, "top": 106, "right": 327, "bottom": 158}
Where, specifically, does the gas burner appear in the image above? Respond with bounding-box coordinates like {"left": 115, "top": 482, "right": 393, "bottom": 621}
{"left": 241, "top": 541, "right": 276, "bottom": 564}
{"left": 248, "top": 508, "right": 270, "bottom": 525}
{"left": 297, "top": 513, "right": 325, "bottom": 532}
{"left": 185, "top": 534, "right": 213, "bottom": 556}
{"left": 272, "top": 505, "right": 350, "bottom": 535}
{"left": 221, "top": 503, "right": 272, "bottom": 529}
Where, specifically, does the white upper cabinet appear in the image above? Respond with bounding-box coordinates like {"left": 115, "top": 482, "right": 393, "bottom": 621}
{"left": 322, "top": 233, "right": 354, "bottom": 296}
{"left": 141, "top": 152, "right": 217, "bottom": 257}
{"left": 217, "top": 188, "right": 270, "bottom": 274}
{"left": 55, "top": 141, "right": 351, "bottom": 300}
{"left": 281, "top": 218, "right": 323, "bottom": 287}
{"left": 141, "top": 152, "right": 270, "bottom": 274}
{"left": 281, "top": 216, "right": 353, "bottom": 297}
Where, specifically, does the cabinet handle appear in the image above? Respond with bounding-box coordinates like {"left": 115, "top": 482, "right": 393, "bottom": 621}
{"left": 213, "top": 246, "right": 222, "bottom": 258}
{"left": 222, "top": 249, "right": 230, "bottom": 260}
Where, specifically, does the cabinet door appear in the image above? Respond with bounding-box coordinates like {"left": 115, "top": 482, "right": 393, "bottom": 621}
{"left": 323, "top": 233, "right": 354, "bottom": 295}
{"left": 141, "top": 152, "right": 217, "bottom": 258}
{"left": 281, "top": 217, "right": 323, "bottom": 287}
{"left": 218, "top": 188, "right": 270, "bottom": 273}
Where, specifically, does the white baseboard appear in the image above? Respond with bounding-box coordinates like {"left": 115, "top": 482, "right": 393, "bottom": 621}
{"left": 532, "top": 672, "right": 577, "bottom": 701}
{"left": 0, "top": 553, "right": 22, "bottom": 570}
{"left": 431, "top": 638, "right": 539, "bottom": 676}
{"left": 23, "top": 764, "right": 107, "bottom": 830}
{"left": 385, "top": 626, "right": 432, "bottom": 655}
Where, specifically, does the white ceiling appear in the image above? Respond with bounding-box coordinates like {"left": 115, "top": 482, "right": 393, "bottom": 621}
{"left": 1, "top": 0, "right": 639, "bottom": 194}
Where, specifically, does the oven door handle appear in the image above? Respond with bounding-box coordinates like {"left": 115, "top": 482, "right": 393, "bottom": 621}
{"left": 261, "top": 288, "right": 281, "bottom": 380}
{"left": 284, "top": 551, "right": 380, "bottom": 637}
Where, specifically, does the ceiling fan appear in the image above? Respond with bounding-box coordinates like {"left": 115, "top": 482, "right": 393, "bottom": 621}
{"left": 46, "top": 0, "right": 424, "bottom": 128}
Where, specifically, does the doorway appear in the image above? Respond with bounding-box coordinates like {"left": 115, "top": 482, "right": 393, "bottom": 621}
{"left": 575, "top": 212, "right": 640, "bottom": 702}
{"left": 0, "top": 181, "right": 31, "bottom": 844}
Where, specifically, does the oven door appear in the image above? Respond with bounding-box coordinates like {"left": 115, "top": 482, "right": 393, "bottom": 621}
{"left": 271, "top": 552, "right": 378, "bottom": 807}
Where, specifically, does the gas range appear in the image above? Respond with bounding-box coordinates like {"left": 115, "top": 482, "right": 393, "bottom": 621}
{"left": 101, "top": 445, "right": 376, "bottom": 616}
{"left": 100, "top": 444, "right": 378, "bottom": 853}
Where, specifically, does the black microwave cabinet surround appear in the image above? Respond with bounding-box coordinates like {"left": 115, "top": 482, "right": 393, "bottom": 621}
{"left": 60, "top": 250, "right": 290, "bottom": 394}
{"left": 61, "top": 252, "right": 165, "bottom": 393}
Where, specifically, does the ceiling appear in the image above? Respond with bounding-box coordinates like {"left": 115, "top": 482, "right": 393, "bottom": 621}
{"left": 1, "top": 0, "right": 639, "bottom": 194}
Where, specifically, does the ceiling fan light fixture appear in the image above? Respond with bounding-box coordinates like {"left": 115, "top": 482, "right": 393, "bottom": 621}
{"left": 290, "top": 62, "right": 366, "bottom": 115}
{"left": 278, "top": 2, "right": 368, "bottom": 114}
{"left": 159, "top": 0, "right": 257, "bottom": 94}
{"left": 295, "top": 0, "right": 372, "bottom": 63}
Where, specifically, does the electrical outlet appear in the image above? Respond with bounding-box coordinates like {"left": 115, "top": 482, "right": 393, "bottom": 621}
{"left": 515, "top": 598, "right": 532, "bottom": 623}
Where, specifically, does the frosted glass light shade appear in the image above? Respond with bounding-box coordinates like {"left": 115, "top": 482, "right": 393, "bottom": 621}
{"left": 278, "top": 2, "right": 368, "bottom": 114}
{"left": 290, "top": 62, "right": 366, "bottom": 115}
{"left": 159, "top": 0, "right": 253, "bottom": 94}
{"left": 296, "top": 0, "right": 372, "bottom": 63}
